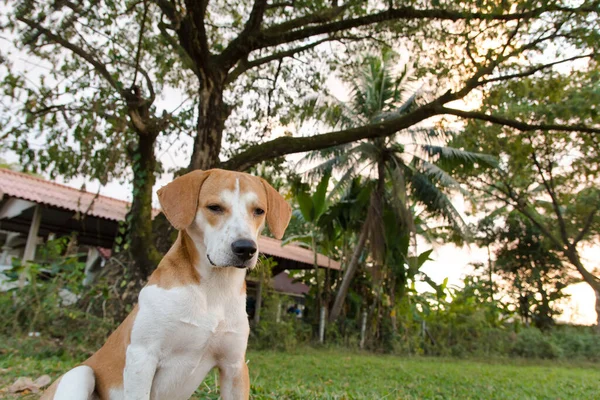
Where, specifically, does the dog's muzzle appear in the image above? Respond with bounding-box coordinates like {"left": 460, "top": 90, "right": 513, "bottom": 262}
{"left": 206, "top": 252, "right": 254, "bottom": 269}
{"left": 231, "top": 239, "right": 257, "bottom": 262}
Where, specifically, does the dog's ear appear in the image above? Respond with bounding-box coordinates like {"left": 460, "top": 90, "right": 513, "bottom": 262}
{"left": 260, "top": 178, "right": 292, "bottom": 240}
{"left": 158, "top": 170, "right": 211, "bottom": 230}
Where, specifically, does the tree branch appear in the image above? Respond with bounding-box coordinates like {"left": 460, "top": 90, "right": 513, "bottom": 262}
{"left": 265, "top": 5, "right": 348, "bottom": 35}
{"left": 18, "top": 16, "right": 123, "bottom": 96}
{"left": 157, "top": 21, "right": 200, "bottom": 77}
{"left": 529, "top": 144, "right": 569, "bottom": 246}
{"left": 225, "top": 37, "right": 332, "bottom": 84}
{"left": 480, "top": 53, "right": 596, "bottom": 84}
{"left": 475, "top": 177, "right": 565, "bottom": 248}
{"left": 132, "top": 65, "right": 156, "bottom": 105}
{"left": 132, "top": 0, "right": 150, "bottom": 89}
{"left": 253, "top": 4, "right": 597, "bottom": 50}
{"left": 182, "top": 0, "right": 212, "bottom": 72}
{"left": 574, "top": 203, "right": 600, "bottom": 245}
{"left": 221, "top": 41, "right": 513, "bottom": 171}
{"left": 221, "top": 100, "right": 444, "bottom": 171}
{"left": 218, "top": 0, "right": 269, "bottom": 70}
{"left": 442, "top": 108, "right": 600, "bottom": 134}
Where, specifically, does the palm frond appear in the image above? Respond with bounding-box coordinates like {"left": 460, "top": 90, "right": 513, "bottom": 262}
{"left": 297, "top": 92, "right": 358, "bottom": 129}
{"left": 409, "top": 171, "right": 470, "bottom": 239}
{"left": 372, "top": 86, "right": 420, "bottom": 123}
{"left": 413, "top": 158, "right": 470, "bottom": 196}
{"left": 418, "top": 144, "right": 498, "bottom": 169}
{"left": 326, "top": 166, "right": 360, "bottom": 201}
{"left": 387, "top": 162, "right": 416, "bottom": 235}
{"left": 405, "top": 126, "right": 454, "bottom": 145}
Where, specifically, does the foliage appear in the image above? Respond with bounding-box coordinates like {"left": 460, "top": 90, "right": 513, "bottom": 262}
{"left": 299, "top": 49, "right": 489, "bottom": 240}
{"left": 0, "top": 238, "right": 116, "bottom": 350}
{"left": 299, "top": 50, "right": 492, "bottom": 334}
{"left": 248, "top": 283, "right": 312, "bottom": 352}
{"left": 511, "top": 328, "right": 563, "bottom": 359}
{"left": 452, "top": 66, "right": 600, "bottom": 327}
{"left": 1, "top": 0, "right": 190, "bottom": 183}
{"left": 492, "top": 211, "right": 571, "bottom": 329}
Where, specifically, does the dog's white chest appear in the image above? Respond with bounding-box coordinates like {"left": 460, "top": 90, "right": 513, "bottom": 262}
{"left": 127, "top": 284, "right": 249, "bottom": 400}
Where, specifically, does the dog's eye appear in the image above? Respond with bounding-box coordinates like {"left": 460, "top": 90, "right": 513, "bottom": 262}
{"left": 207, "top": 204, "right": 223, "bottom": 213}
{"left": 254, "top": 208, "right": 265, "bottom": 216}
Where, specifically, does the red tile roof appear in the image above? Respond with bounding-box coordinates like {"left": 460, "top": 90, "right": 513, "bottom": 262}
{"left": 272, "top": 271, "right": 309, "bottom": 295}
{"left": 259, "top": 235, "right": 341, "bottom": 270}
{"left": 0, "top": 168, "right": 152, "bottom": 221}
{"left": 0, "top": 168, "right": 340, "bottom": 270}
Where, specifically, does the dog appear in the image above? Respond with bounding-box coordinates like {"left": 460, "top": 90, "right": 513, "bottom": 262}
{"left": 41, "top": 169, "right": 292, "bottom": 400}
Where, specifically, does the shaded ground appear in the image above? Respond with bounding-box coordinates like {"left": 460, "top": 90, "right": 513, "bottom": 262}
{"left": 1, "top": 337, "right": 599, "bottom": 399}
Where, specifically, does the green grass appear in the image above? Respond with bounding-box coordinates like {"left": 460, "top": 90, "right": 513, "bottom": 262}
{"left": 1, "top": 337, "right": 599, "bottom": 399}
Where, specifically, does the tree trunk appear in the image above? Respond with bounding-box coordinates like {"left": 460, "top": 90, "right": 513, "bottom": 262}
{"left": 329, "top": 222, "right": 369, "bottom": 323}
{"left": 324, "top": 257, "right": 332, "bottom": 311}
{"left": 390, "top": 282, "right": 397, "bottom": 334}
{"left": 154, "top": 82, "right": 229, "bottom": 255}
{"left": 254, "top": 267, "right": 264, "bottom": 325}
{"left": 595, "top": 289, "right": 600, "bottom": 333}
{"left": 312, "top": 232, "right": 322, "bottom": 316}
{"left": 189, "top": 84, "right": 229, "bottom": 171}
{"left": 127, "top": 132, "right": 162, "bottom": 281}
{"left": 487, "top": 244, "right": 494, "bottom": 302}
{"left": 564, "top": 246, "right": 600, "bottom": 332}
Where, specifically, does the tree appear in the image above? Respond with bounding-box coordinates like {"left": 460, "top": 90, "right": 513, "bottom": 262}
{"left": 493, "top": 211, "right": 571, "bottom": 330}
{"left": 452, "top": 69, "right": 600, "bottom": 330}
{"left": 2, "top": 1, "right": 195, "bottom": 280}
{"left": 3, "top": 0, "right": 600, "bottom": 280}
{"left": 295, "top": 50, "right": 486, "bottom": 323}
{"left": 289, "top": 170, "right": 332, "bottom": 312}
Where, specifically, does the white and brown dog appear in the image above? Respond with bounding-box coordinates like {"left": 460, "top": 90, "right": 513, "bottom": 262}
{"left": 41, "top": 169, "right": 292, "bottom": 400}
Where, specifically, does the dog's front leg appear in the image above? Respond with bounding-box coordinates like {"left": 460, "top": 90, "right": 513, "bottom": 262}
{"left": 123, "top": 344, "right": 158, "bottom": 400}
{"left": 219, "top": 361, "right": 249, "bottom": 400}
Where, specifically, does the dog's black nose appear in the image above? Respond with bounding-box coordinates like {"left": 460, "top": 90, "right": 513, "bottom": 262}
{"left": 231, "top": 239, "right": 257, "bottom": 261}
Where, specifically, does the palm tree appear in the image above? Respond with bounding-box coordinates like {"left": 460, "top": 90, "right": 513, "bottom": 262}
{"left": 299, "top": 49, "right": 495, "bottom": 323}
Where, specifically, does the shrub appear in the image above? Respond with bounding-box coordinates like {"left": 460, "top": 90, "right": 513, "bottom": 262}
{"left": 550, "top": 326, "right": 600, "bottom": 361}
{"left": 0, "top": 240, "right": 116, "bottom": 354}
{"left": 511, "top": 328, "right": 563, "bottom": 359}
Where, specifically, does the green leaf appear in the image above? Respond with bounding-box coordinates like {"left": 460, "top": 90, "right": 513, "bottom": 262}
{"left": 296, "top": 190, "right": 314, "bottom": 222}
{"left": 312, "top": 170, "right": 331, "bottom": 220}
{"left": 417, "top": 249, "right": 434, "bottom": 268}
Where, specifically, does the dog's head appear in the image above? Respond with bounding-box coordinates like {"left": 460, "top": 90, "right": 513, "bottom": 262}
{"left": 157, "top": 169, "right": 292, "bottom": 269}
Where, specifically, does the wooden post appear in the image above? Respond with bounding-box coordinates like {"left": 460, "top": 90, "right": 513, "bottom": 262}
{"left": 319, "top": 306, "right": 326, "bottom": 343}
{"left": 360, "top": 310, "right": 367, "bottom": 349}
{"left": 253, "top": 268, "right": 264, "bottom": 325}
{"left": 20, "top": 205, "right": 42, "bottom": 287}
{"left": 83, "top": 247, "right": 101, "bottom": 286}
{"left": 276, "top": 300, "right": 282, "bottom": 323}
{"left": 22, "top": 205, "right": 42, "bottom": 263}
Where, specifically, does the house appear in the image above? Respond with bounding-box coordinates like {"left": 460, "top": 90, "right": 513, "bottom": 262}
{"left": 0, "top": 168, "right": 340, "bottom": 311}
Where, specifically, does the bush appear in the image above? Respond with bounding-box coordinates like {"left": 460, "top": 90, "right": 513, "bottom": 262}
{"left": 511, "top": 328, "right": 563, "bottom": 359}
{"left": 548, "top": 326, "right": 600, "bottom": 361}
{"left": 0, "top": 240, "right": 117, "bottom": 354}
{"left": 248, "top": 289, "right": 312, "bottom": 352}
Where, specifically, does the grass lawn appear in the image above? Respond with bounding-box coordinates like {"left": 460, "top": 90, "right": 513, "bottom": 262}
{"left": 1, "top": 336, "right": 599, "bottom": 399}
